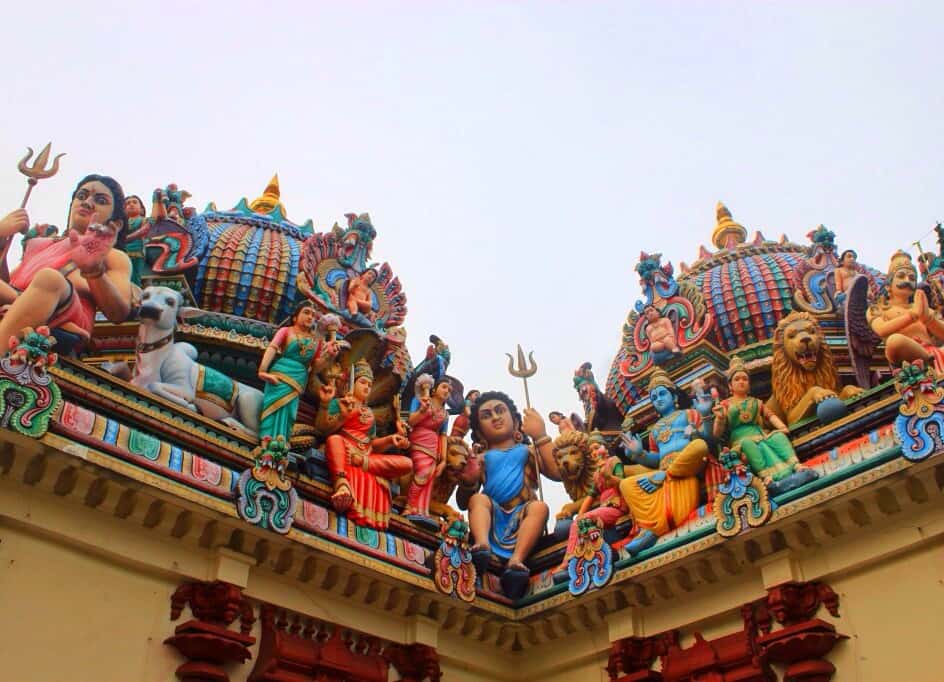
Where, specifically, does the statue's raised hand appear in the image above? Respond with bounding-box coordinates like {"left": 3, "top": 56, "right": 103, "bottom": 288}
{"left": 621, "top": 433, "right": 644, "bottom": 457}
{"left": 637, "top": 471, "right": 666, "bottom": 493}
{"left": 521, "top": 407, "right": 548, "bottom": 441}
{"left": 317, "top": 382, "right": 336, "bottom": 404}
{"left": 0, "top": 209, "right": 29, "bottom": 238}
{"left": 69, "top": 220, "right": 117, "bottom": 274}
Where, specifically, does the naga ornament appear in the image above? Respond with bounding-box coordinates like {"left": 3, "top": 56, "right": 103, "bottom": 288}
{"left": 433, "top": 518, "right": 476, "bottom": 602}
{"left": 893, "top": 360, "right": 944, "bottom": 461}
{"left": 236, "top": 435, "right": 299, "bottom": 534}
{"left": 0, "top": 326, "right": 62, "bottom": 438}
{"left": 713, "top": 448, "right": 773, "bottom": 538}
{"left": 567, "top": 516, "right": 614, "bottom": 596}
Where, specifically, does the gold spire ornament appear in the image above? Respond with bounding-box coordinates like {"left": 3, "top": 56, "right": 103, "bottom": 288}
{"left": 248, "top": 173, "right": 287, "bottom": 216}
{"left": 712, "top": 201, "right": 748, "bottom": 250}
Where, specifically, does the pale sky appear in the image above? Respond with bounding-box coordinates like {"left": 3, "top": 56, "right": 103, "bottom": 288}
{"left": 1, "top": 2, "right": 942, "bottom": 518}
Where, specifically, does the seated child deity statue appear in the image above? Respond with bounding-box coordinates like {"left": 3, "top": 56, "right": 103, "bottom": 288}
{"left": 316, "top": 359, "right": 413, "bottom": 529}
{"left": 619, "top": 368, "right": 708, "bottom": 555}
{"left": 713, "top": 357, "right": 816, "bottom": 491}
{"left": 465, "top": 391, "right": 561, "bottom": 598}
{"left": 643, "top": 304, "right": 681, "bottom": 360}
{"left": 0, "top": 174, "right": 134, "bottom": 346}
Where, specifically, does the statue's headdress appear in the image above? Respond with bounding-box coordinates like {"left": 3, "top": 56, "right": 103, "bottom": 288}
{"left": 647, "top": 367, "right": 677, "bottom": 392}
{"left": 887, "top": 249, "right": 916, "bottom": 278}
{"left": 725, "top": 356, "right": 748, "bottom": 383}
{"left": 352, "top": 358, "right": 373, "bottom": 382}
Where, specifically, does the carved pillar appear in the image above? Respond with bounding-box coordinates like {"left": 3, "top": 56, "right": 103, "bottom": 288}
{"left": 607, "top": 632, "right": 677, "bottom": 681}
{"left": 164, "top": 580, "right": 256, "bottom": 682}
{"left": 755, "top": 581, "right": 847, "bottom": 682}
{"left": 385, "top": 642, "right": 443, "bottom": 682}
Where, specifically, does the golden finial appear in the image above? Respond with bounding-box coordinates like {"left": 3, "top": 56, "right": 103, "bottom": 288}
{"left": 249, "top": 173, "right": 287, "bottom": 216}
{"left": 712, "top": 201, "right": 748, "bottom": 250}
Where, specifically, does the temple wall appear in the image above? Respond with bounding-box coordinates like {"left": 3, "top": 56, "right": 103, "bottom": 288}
{"left": 1, "top": 439, "right": 942, "bottom": 682}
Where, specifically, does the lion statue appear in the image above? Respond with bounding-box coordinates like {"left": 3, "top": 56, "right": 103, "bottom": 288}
{"left": 552, "top": 430, "right": 602, "bottom": 521}
{"left": 768, "top": 311, "right": 863, "bottom": 424}
{"left": 396, "top": 436, "right": 479, "bottom": 522}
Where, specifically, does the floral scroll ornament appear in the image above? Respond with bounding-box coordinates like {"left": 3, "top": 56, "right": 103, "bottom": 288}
{"left": 567, "top": 516, "right": 614, "bottom": 596}
{"left": 893, "top": 360, "right": 944, "bottom": 462}
{"left": 0, "top": 326, "right": 62, "bottom": 438}
{"left": 713, "top": 448, "right": 772, "bottom": 538}
{"left": 236, "top": 435, "right": 299, "bottom": 534}
{"left": 433, "top": 518, "right": 476, "bottom": 602}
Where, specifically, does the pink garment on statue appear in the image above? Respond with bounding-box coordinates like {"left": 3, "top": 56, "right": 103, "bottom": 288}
{"left": 406, "top": 405, "right": 447, "bottom": 516}
{"left": 563, "top": 487, "right": 627, "bottom": 560}
{"left": 9, "top": 237, "right": 95, "bottom": 338}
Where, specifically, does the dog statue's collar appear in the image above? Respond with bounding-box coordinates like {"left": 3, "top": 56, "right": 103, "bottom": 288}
{"left": 138, "top": 332, "right": 174, "bottom": 354}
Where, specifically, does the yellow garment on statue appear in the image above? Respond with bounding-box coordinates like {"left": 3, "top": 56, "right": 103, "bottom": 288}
{"left": 618, "top": 439, "right": 708, "bottom": 536}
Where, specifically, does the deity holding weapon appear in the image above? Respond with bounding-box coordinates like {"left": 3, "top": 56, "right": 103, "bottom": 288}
{"left": 461, "top": 346, "right": 561, "bottom": 600}
{"left": 0, "top": 147, "right": 134, "bottom": 351}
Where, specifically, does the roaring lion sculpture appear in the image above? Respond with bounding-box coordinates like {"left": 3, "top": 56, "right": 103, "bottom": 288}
{"left": 552, "top": 431, "right": 602, "bottom": 520}
{"left": 768, "top": 311, "right": 863, "bottom": 424}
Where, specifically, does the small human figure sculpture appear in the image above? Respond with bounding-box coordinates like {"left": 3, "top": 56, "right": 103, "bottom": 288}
{"left": 713, "top": 357, "right": 813, "bottom": 487}
{"left": 868, "top": 250, "right": 944, "bottom": 373}
{"left": 450, "top": 389, "right": 480, "bottom": 439}
{"left": 465, "top": 391, "right": 561, "bottom": 598}
{"left": 549, "top": 411, "right": 575, "bottom": 434}
{"left": 558, "top": 456, "right": 628, "bottom": 570}
{"left": 643, "top": 304, "right": 681, "bottom": 359}
{"left": 123, "top": 195, "right": 151, "bottom": 286}
{"left": 316, "top": 359, "right": 413, "bottom": 529}
{"left": 832, "top": 249, "right": 858, "bottom": 305}
{"left": 405, "top": 373, "right": 450, "bottom": 520}
{"left": 619, "top": 368, "right": 708, "bottom": 555}
{"left": 346, "top": 268, "right": 378, "bottom": 322}
{"left": 0, "top": 174, "right": 133, "bottom": 347}
{"left": 257, "top": 302, "right": 339, "bottom": 443}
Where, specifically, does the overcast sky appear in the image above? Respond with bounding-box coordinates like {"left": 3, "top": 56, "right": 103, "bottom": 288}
{"left": 1, "top": 2, "right": 941, "bottom": 518}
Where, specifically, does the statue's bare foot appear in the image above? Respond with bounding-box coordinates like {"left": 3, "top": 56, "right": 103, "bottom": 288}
{"left": 331, "top": 479, "right": 353, "bottom": 513}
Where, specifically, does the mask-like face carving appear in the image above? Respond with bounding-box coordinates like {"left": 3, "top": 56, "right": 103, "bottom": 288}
{"left": 476, "top": 398, "right": 516, "bottom": 445}
{"left": 70, "top": 180, "right": 115, "bottom": 231}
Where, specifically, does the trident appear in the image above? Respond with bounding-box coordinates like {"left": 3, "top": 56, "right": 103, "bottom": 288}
{"left": 1, "top": 143, "right": 65, "bottom": 281}
{"left": 17, "top": 143, "right": 65, "bottom": 208}
{"left": 505, "top": 344, "right": 545, "bottom": 503}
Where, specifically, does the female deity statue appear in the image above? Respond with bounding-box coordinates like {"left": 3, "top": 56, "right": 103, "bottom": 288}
{"left": 257, "top": 303, "right": 337, "bottom": 443}
{"left": 558, "top": 456, "right": 627, "bottom": 570}
{"left": 0, "top": 174, "right": 133, "bottom": 346}
{"left": 123, "top": 195, "right": 151, "bottom": 286}
{"left": 404, "top": 373, "right": 450, "bottom": 519}
{"left": 449, "top": 389, "right": 480, "bottom": 439}
{"left": 464, "top": 391, "right": 561, "bottom": 598}
{"left": 713, "top": 357, "right": 810, "bottom": 486}
{"left": 317, "top": 359, "right": 413, "bottom": 529}
{"left": 619, "top": 368, "right": 708, "bottom": 555}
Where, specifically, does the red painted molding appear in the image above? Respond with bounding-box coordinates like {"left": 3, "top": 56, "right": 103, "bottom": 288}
{"left": 165, "top": 580, "right": 256, "bottom": 682}
{"left": 608, "top": 581, "right": 846, "bottom": 682}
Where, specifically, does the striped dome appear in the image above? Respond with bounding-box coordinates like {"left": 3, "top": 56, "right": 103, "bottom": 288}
{"left": 191, "top": 177, "right": 313, "bottom": 325}
{"left": 682, "top": 246, "right": 805, "bottom": 351}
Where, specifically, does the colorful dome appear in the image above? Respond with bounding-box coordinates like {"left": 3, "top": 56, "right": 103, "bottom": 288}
{"left": 192, "top": 176, "right": 314, "bottom": 325}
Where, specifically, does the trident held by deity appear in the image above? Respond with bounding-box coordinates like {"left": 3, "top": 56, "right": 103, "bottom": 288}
{"left": 1, "top": 143, "right": 65, "bottom": 282}
{"left": 505, "top": 344, "right": 545, "bottom": 503}
{"left": 506, "top": 344, "right": 537, "bottom": 409}
{"left": 17, "top": 143, "right": 65, "bottom": 209}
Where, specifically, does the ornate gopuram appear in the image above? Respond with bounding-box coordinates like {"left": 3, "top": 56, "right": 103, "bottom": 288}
{"left": 1, "top": 169, "right": 943, "bottom": 682}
